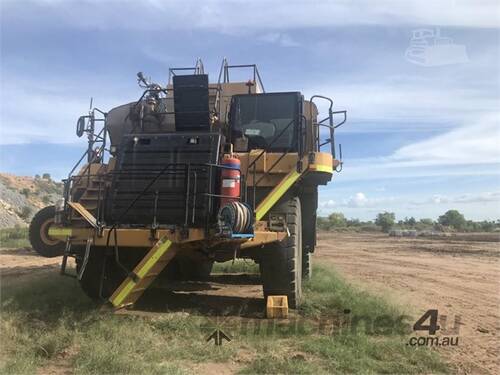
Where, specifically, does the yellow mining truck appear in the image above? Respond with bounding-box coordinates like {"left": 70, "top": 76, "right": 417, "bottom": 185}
{"left": 29, "top": 59, "right": 346, "bottom": 309}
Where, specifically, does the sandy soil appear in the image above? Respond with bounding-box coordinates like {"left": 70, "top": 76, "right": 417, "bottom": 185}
{"left": 316, "top": 232, "right": 500, "bottom": 374}
{"left": 1, "top": 233, "right": 499, "bottom": 374}
{"left": 0, "top": 247, "right": 64, "bottom": 276}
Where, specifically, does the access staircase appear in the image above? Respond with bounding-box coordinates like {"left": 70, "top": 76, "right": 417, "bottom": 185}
{"left": 108, "top": 236, "right": 177, "bottom": 308}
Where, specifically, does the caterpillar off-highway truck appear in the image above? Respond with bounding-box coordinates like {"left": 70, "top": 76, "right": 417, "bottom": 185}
{"left": 29, "top": 59, "right": 346, "bottom": 309}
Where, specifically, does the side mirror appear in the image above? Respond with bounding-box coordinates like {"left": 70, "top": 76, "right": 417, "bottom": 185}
{"left": 76, "top": 116, "right": 86, "bottom": 137}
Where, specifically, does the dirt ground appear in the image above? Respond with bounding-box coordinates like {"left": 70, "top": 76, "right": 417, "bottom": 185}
{"left": 1, "top": 233, "right": 499, "bottom": 374}
{"left": 316, "top": 232, "right": 500, "bottom": 374}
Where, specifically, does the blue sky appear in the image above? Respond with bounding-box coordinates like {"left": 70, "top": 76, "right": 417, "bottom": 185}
{"left": 1, "top": 0, "right": 499, "bottom": 221}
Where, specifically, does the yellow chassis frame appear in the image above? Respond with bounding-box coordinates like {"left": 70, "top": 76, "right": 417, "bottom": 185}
{"left": 48, "top": 151, "right": 335, "bottom": 251}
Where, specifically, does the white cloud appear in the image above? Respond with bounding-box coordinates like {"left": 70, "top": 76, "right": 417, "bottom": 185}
{"left": 319, "top": 199, "right": 337, "bottom": 208}
{"left": 348, "top": 192, "right": 368, "bottom": 207}
{"left": 309, "top": 80, "right": 499, "bottom": 131}
{"left": 258, "top": 33, "right": 300, "bottom": 47}
{"left": 392, "top": 113, "right": 500, "bottom": 165}
{"left": 0, "top": 77, "right": 134, "bottom": 145}
{"left": 6, "top": 1, "right": 499, "bottom": 30}
{"left": 317, "top": 190, "right": 500, "bottom": 220}
{"left": 414, "top": 191, "right": 500, "bottom": 206}
{"left": 332, "top": 112, "right": 500, "bottom": 184}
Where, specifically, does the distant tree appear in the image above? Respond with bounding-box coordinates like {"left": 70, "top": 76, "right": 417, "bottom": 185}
{"left": 34, "top": 174, "right": 41, "bottom": 179}
{"left": 438, "top": 210, "right": 466, "bottom": 230}
{"left": 479, "top": 221, "right": 495, "bottom": 232}
{"left": 42, "top": 173, "right": 51, "bottom": 180}
{"left": 405, "top": 217, "right": 417, "bottom": 226}
{"left": 20, "top": 188, "right": 30, "bottom": 197}
{"left": 328, "top": 212, "right": 347, "bottom": 227}
{"left": 316, "top": 216, "right": 331, "bottom": 230}
{"left": 42, "top": 195, "right": 51, "bottom": 204}
{"left": 18, "top": 206, "right": 32, "bottom": 220}
{"left": 419, "top": 218, "right": 434, "bottom": 226}
{"left": 347, "top": 218, "right": 361, "bottom": 227}
{"left": 375, "top": 212, "right": 395, "bottom": 232}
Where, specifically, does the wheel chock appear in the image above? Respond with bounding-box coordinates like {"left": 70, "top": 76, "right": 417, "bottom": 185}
{"left": 266, "top": 295, "right": 288, "bottom": 319}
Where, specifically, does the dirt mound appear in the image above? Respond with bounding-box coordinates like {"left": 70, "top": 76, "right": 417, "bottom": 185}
{"left": 0, "top": 173, "right": 63, "bottom": 228}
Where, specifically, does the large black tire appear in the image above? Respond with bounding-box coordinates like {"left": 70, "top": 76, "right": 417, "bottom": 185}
{"left": 176, "top": 257, "right": 214, "bottom": 280}
{"left": 260, "top": 196, "right": 302, "bottom": 309}
{"left": 29, "top": 206, "right": 65, "bottom": 258}
{"left": 76, "top": 247, "right": 142, "bottom": 301}
{"left": 302, "top": 249, "right": 312, "bottom": 280}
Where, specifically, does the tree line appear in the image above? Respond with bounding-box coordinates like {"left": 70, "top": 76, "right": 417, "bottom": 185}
{"left": 317, "top": 210, "right": 500, "bottom": 233}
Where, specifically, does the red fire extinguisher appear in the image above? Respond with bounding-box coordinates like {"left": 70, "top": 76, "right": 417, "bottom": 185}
{"left": 220, "top": 157, "right": 241, "bottom": 207}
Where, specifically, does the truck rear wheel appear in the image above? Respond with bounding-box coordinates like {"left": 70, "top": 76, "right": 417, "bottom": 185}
{"left": 29, "top": 206, "right": 65, "bottom": 258}
{"left": 163, "top": 257, "right": 213, "bottom": 281}
{"left": 260, "top": 196, "right": 302, "bottom": 309}
{"left": 178, "top": 258, "right": 213, "bottom": 280}
{"left": 77, "top": 247, "right": 144, "bottom": 301}
{"left": 77, "top": 249, "right": 123, "bottom": 301}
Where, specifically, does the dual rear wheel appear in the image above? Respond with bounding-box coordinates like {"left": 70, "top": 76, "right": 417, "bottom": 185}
{"left": 76, "top": 248, "right": 213, "bottom": 301}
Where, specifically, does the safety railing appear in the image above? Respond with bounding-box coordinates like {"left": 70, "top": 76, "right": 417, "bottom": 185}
{"left": 309, "top": 96, "right": 346, "bottom": 170}
{"left": 244, "top": 116, "right": 305, "bottom": 210}
{"left": 63, "top": 108, "right": 108, "bottom": 214}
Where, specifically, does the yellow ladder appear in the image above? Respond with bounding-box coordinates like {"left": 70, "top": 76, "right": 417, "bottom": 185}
{"left": 109, "top": 236, "right": 177, "bottom": 309}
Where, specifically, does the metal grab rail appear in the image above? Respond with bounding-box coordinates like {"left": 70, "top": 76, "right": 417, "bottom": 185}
{"left": 168, "top": 58, "right": 205, "bottom": 84}
{"left": 245, "top": 117, "right": 300, "bottom": 175}
{"left": 63, "top": 113, "right": 108, "bottom": 216}
{"left": 217, "top": 58, "right": 265, "bottom": 93}
{"left": 253, "top": 115, "right": 307, "bottom": 187}
{"left": 309, "top": 95, "right": 346, "bottom": 164}
{"left": 243, "top": 116, "right": 305, "bottom": 210}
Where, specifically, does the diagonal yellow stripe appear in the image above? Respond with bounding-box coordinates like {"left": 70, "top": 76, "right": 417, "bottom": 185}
{"left": 309, "top": 164, "right": 333, "bottom": 173}
{"left": 110, "top": 238, "right": 172, "bottom": 307}
{"left": 255, "top": 170, "right": 301, "bottom": 221}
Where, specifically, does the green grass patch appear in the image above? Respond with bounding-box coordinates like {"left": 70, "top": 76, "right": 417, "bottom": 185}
{"left": 1, "top": 263, "right": 448, "bottom": 374}
{"left": 212, "top": 259, "right": 259, "bottom": 274}
{"left": 301, "top": 265, "right": 403, "bottom": 321}
{"left": 0, "top": 227, "right": 29, "bottom": 248}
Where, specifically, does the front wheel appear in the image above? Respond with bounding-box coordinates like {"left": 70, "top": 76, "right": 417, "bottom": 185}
{"left": 29, "top": 206, "right": 65, "bottom": 257}
{"left": 259, "top": 196, "right": 302, "bottom": 309}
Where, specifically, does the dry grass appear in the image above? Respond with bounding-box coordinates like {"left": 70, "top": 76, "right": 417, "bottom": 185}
{"left": 0, "top": 263, "right": 448, "bottom": 374}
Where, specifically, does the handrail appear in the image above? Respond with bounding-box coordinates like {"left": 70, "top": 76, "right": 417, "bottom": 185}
{"left": 168, "top": 58, "right": 205, "bottom": 84}
{"left": 252, "top": 115, "right": 307, "bottom": 187}
{"left": 216, "top": 58, "right": 265, "bottom": 93}
{"left": 309, "top": 95, "right": 347, "bottom": 159}
{"left": 245, "top": 117, "right": 297, "bottom": 175}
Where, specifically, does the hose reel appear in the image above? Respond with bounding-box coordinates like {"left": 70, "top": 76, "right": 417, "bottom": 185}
{"left": 218, "top": 201, "right": 253, "bottom": 235}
